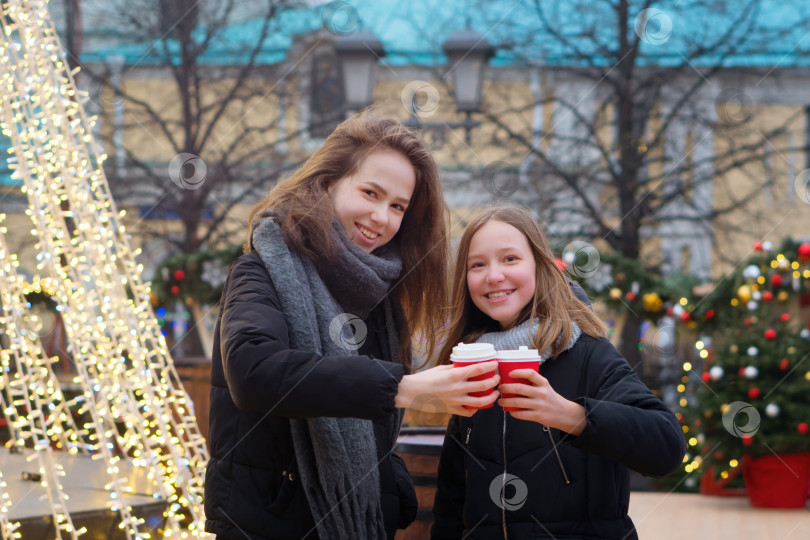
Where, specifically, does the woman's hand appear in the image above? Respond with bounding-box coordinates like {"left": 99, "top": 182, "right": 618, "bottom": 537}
{"left": 498, "top": 369, "right": 587, "bottom": 435}
{"left": 396, "top": 362, "right": 500, "bottom": 417}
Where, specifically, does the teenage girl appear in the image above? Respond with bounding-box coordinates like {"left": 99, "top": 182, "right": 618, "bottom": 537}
{"left": 432, "top": 205, "right": 686, "bottom": 540}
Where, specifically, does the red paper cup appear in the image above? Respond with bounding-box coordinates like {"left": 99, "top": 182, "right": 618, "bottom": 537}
{"left": 497, "top": 346, "right": 541, "bottom": 412}
{"left": 450, "top": 342, "right": 497, "bottom": 410}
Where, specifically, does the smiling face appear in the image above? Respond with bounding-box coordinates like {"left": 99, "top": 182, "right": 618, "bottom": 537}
{"left": 329, "top": 149, "right": 417, "bottom": 253}
{"left": 466, "top": 219, "right": 537, "bottom": 330}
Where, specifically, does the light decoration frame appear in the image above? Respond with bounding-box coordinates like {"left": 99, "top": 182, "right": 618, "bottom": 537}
{"left": 0, "top": 0, "right": 210, "bottom": 537}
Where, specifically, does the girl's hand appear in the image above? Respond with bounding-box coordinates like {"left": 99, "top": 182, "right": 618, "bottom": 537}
{"left": 498, "top": 369, "right": 587, "bottom": 435}
{"left": 396, "top": 362, "right": 500, "bottom": 417}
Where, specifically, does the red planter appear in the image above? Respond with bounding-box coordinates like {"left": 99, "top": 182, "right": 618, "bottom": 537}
{"left": 742, "top": 453, "right": 810, "bottom": 508}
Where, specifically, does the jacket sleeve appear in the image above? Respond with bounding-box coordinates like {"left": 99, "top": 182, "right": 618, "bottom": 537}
{"left": 431, "top": 415, "right": 466, "bottom": 539}
{"left": 566, "top": 338, "right": 687, "bottom": 477}
{"left": 219, "top": 253, "right": 406, "bottom": 419}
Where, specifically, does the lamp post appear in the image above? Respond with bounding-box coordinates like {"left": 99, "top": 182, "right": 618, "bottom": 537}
{"left": 335, "top": 28, "right": 495, "bottom": 144}
{"left": 333, "top": 30, "right": 385, "bottom": 112}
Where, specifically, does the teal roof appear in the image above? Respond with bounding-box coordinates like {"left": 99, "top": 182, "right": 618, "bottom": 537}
{"left": 72, "top": 0, "right": 810, "bottom": 69}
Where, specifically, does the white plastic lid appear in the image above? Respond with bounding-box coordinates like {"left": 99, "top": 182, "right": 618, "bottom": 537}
{"left": 497, "top": 345, "right": 541, "bottom": 360}
{"left": 450, "top": 342, "right": 497, "bottom": 361}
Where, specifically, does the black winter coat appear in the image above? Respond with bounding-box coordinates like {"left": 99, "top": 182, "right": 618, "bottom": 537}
{"left": 205, "top": 252, "right": 418, "bottom": 539}
{"left": 432, "top": 334, "right": 686, "bottom": 540}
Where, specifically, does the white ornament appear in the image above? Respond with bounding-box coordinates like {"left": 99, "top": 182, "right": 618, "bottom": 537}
{"left": 201, "top": 259, "right": 228, "bottom": 289}
{"left": 744, "top": 366, "right": 758, "bottom": 379}
{"left": 747, "top": 301, "right": 759, "bottom": 311}
{"left": 801, "top": 329, "right": 810, "bottom": 339}
{"left": 762, "top": 241, "right": 773, "bottom": 251}
{"left": 673, "top": 304, "right": 684, "bottom": 317}
{"left": 742, "top": 265, "right": 761, "bottom": 279}
{"left": 765, "top": 403, "right": 780, "bottom": 417}
{"left": 752, "top": 290, "right": 762, "bottom": 301}
{"left": 747, "top": 346, "right": 759, "bottom": 356}
{"left": 562, "top": 251, "right": 575, "bottom": 264}
{"left": 709, "top": 366, "right": 724, "bottom": 381}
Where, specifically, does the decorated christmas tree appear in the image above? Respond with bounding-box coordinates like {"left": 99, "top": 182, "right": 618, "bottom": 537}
{"left": 674, "top": 240, "right": 810, "bottom": 495}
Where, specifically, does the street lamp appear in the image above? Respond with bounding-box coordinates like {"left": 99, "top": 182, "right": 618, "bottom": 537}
{"left": 335, "top": 28, "right": 495, "bottom": 144}
{"left": 333, "top": 30, "right": 385, "bottom": 111}
{"left": 442, "top": 29, "right": 495, "bottom": 113}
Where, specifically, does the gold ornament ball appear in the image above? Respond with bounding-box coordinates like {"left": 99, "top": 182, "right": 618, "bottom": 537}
{"left": 730, "top": 345, "right": 739, "bottom": 353}
{"left": 737, "top": 285, "right": 752, "bottom": 303}
{"left": 778, "top": 291, "right": 789, "bottom": 302}
{"left": 609, "top": 288, "right": 622, "bottom": 300}
{"left": 642, "top": 292, "right": 663, "bottom": 312}
{"left": 806, "top": 372, "right": 810, "bottom": 382}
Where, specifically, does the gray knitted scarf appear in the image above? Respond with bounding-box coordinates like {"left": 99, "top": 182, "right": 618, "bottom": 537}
{"left": 251, "top": 213, "right": 404, "bottom": 540}
{"left": 476, "top": 318, "right": 582, "bottom": 358}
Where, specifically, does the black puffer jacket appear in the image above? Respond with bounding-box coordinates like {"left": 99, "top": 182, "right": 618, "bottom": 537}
{"left": 432, "top": 334, "right": 686, "bottom": 540}
{"left": 205, "top": 252, "right": 418, "bottom": 539}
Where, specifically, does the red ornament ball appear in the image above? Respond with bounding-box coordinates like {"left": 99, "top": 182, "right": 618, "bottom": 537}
{"left": 626, "top": 291, "right": 636, "bottom": 301}
{"left": 744, "top": 318, "right": 752, "bottom": 327}
{"left": 170, "top": 285, "right": 180, "bottom": 295}
{"left": 748, "top": 387, "right": 761, "bottom": 399}
{"left": 742, "top": 434, "right": 754, "bottom": 446}
{"left": 779, "top": 313, "right": 790, "bottom": 323}
{"left": 738, "top": 367, "right": 746, "bottom": 376}
{"left": 771, "top": 275, "right": 783, "bottom": 288}
{"left": 799, "top": 423, "right": 809, "bottom": 435}
{"left": 764, "top": 329, "right": 777, "bottom": 340}
{"left": 173, "top": 269, "right": 186, "bottom": 281}
{"left": 554, "top": 258, "right": 566, "bottom": 271}
{"left": 798, "top": 242, "right": 810, "bottom": 261}
{"left": 705, "top": 309, "right": 715, "bottom": 320}
{"left": 780, "top": 358, "right": 790, "bottom": 370}
{"left": 701, "top": 372, "right": 711, "bottom": 383}
{"left": 753, "top": 241, "right": 763, "bottom": 251}
{"left": 762, "top": 291, "right": 773, "bottom": 302}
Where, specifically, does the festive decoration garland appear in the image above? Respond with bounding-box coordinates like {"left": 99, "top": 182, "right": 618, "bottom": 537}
{"left": 150, "top": 243, "right": 242, "bottom": 308}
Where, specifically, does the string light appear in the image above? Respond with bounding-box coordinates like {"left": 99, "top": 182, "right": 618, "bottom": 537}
{"left": 0, "top": 1, "right": 209, "bottom": 537}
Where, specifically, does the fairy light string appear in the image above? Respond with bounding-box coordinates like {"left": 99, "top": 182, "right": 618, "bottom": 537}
{"left": 0, "top": 0, "right": 210, "bottom": 537}
{"left": 0, "top": 216, "right": 86, "bottom": 538}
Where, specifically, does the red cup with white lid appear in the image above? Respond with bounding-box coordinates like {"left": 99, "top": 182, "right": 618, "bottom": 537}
{"left": 497, "top": 346, "right": 542, "bottom": 412}
{"left": 450, "top": 342, "right": 497, "bottom": 410}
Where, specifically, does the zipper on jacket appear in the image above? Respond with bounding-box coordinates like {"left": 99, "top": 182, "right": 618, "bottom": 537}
{"left": 544, "top": 426, "right": 570, "bottom": 485}
{"left": 501, "top": 411, "right": 508, "bottom": 540}
{"left": 465, "top": 427, "right": 471, "bottom": 445}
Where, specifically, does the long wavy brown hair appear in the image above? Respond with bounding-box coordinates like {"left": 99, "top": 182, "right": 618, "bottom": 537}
{"left": 436, "top": 205, "right": 606, "bottom": 365}
{"left": 247, "top": 111, "right": 449, "bottom": 367}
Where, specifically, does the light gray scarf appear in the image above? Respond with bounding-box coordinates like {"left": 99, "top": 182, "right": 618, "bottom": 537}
{"left": 251, "top": 213, "right": 404, "bottom": 540}
{"left": 476, "top": 318, "right": 582, "bottom": 358}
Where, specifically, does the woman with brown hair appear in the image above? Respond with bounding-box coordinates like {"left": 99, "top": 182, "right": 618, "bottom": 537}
{"left": 431, "top": 205, "right": 686, "bottom": 540}
{"left": 204, "top": 112, "right": 499, "bottom": 540}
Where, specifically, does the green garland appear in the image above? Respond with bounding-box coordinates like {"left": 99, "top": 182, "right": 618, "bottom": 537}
{"left": 151, "top": 242, "right": 243, "bottom": 306}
